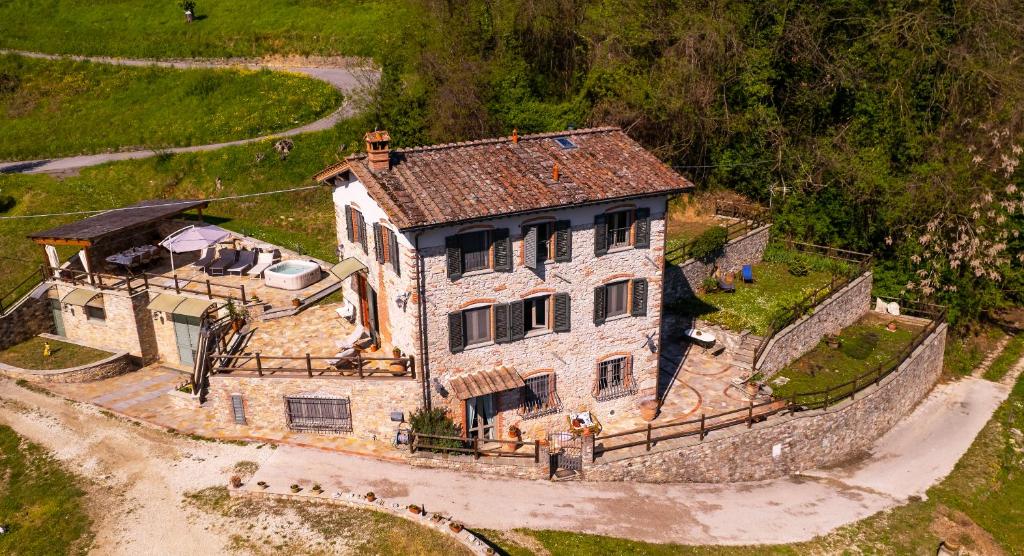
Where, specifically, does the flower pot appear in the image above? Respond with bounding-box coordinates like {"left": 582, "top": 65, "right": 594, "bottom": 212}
{"left": 886, "top": 321, "right": 898, "bottom": 332}
{"left": 291, "top": 298, "right": 302, "bottom": 308}
{"left": 639, "top": 399, "right": 659, "bottom": 422}
{"left": 501, "top": 437, "right": 522, "bottom": 453}
{"left": 389, "top": 360, "right": 407, "bottom": 374}
{"left": 449, "top": 522, "right": 463, "bottom": 533}
{"left": 365, "top": 492, "right": 376, "bottom": 502}
{"left": 408, "top": 505, "right": 421, "bottom": 514}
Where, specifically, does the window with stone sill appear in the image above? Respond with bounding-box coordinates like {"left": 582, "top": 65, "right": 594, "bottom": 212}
{"left": 519, "top": 373, "right": 560, "bottom": 418}
{"left": 594, "top": 355, "right": 636, "bottom": 401}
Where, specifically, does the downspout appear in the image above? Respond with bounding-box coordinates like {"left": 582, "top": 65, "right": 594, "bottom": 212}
{"left": 414, "top": 232, "right": 431, "bottom": 410}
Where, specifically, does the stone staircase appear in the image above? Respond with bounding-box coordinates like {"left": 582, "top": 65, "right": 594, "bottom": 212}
{"left": 733, "top": 331, "right": 765, "bottom": 370}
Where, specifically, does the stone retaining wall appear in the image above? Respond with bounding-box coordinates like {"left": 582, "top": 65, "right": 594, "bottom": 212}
{"left": 0, "top": 295, "right": 54, "bottom": 351}
{"left": 756, "top": 272, "right": 873, "bottom": 375}
{"left": 0, "top": 334, "right": 135, "bottom": 383}
{"left": 408, "top": 450, "right": 548, "bottom": 480}
{"left": 664, "top": 224, "right": 770, "bottom": 303}
{"left": 584, "top": 320, "right": 947, "bottom": 483}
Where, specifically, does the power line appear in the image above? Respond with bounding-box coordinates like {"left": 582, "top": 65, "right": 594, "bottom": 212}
{"left": 0, "top": 185, "right": 323, "bottom": 220}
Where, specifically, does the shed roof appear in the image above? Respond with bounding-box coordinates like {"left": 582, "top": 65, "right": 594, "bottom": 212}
{"left": 28, "top": 199, "right": 209, "bottom": 246}
{"left": 448, "top": 366, "right": 525, "bottom": 400}
{"left": 316, "top": 127, "right": 693, "bottom": 231}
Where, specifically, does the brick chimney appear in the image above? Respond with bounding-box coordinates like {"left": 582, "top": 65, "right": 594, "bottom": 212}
{"left": 364, "top": 130, "right": 391, "bottom": 171}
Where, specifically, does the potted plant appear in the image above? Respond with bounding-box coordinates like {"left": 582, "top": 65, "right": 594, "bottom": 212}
{"left": 226, "top": 301, "right": 247, "bottom": 333}
{"left": 289, "top": 484, "right": 302, "bottom": 493}
{"left": 886, "top": 321, "right": 898, "bottom": 332}
{"left": 257, "top": 481, "right": 269, "bottom": 489}
{"left": 407, "top": 504, "right": 421, "bottom": 515}
{"left": 639, "top": 398, "right": 659, "bottom": 422}
{"left": 389, "top": 347, "right": 407, "bottom": 374}
{"left": 503, "top": 424, "right": 523, "bottom": 453}
{"left": 229, "top": 475, "right": 242, "bottom": 488}
{"left": 449, "top": 521, "right": 463, "bottom": 533}
{"left": 180, "top": 0, "right": 196, "bottom": 23}
{"left": 825, "top": 334, "right": 841, "bottom": 349}
{"left": 365, "top": 492, "right": 376, "bottom": 502}
{"left": 311, "top": 484, "right": 323, "bottom": 494}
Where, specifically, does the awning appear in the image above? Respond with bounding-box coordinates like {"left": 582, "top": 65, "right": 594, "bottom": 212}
{"left": 449, "top": 366, "right": 525, "bottom": 400}
{"left": 329, "top": 257, "right": 368, "bottom": 281}
{"left": 175, "top": 297, "right": 217, "bottom": 318}
{"left": 61, "top": 288, "right": 102, "bottom": 307}
{"left": 148, "top": 293, "right": 186, "bottom": 313}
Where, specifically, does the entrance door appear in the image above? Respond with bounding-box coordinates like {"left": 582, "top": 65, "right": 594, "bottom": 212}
{"left": 355, "top": 274, "right": 380, "bottom": 339}
{"left": 172, "top": 314, "right": 202, "bottom": 368}
{"left": 466, "top": 394, "right": 497, "bottom": 440}
{"left": 50, "top": 299, "right": 65, "bottom": 337}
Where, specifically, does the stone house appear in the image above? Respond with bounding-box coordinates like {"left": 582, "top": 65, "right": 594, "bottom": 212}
{"left": 316, "top": 127, "right": 692, "bottom": 442}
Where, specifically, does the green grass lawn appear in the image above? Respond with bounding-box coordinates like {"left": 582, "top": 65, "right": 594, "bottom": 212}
{"left": 0, "top": 54, "right": 341, "bottom": 161}
{"left": 769, "top": 315, "right": 921, "bottom": 404}
{"left": 670, "top": 261, "right": 834, "bottom": 335}
{"left": 0, "top": 336, "right": 111, "bottom": 370}
{"left": 0, "top": 1, "right": 417, "bottom": 60}
{"left": 0, "top": 425, "right": 93, "bottom": 555}
{"left": 485, "top": 372, "right": 1024, "bottom": 554}
{"left": 983, "top": 334, "right": 1023, "bottom": 382}
{"left": 944, "top": 323, "right": 1008, "bottom": 379}
{"left": 0, "top": 121, "right": 365, "bottom": 297}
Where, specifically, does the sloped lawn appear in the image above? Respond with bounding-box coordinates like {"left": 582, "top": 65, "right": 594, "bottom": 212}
{"left": 0, "top": 337, "right": 111, "bottom": 370}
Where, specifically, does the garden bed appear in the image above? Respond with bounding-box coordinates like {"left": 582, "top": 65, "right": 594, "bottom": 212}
{"left": 0, "top": 336, "right": 112, "bottom": 370}
{"left": 769, "top": 313, "right": 924, "bottom": 403}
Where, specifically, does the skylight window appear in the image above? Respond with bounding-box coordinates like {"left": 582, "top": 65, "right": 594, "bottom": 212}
{"left": 553, "top": 137, "right": 577, "bottom": 150}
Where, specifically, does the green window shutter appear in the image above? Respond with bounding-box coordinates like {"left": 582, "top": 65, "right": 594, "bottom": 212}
{"left": 357, "top": 212, "right": 368, "bottom": 253}
{"left": 448, "top": 311, "right": 464, "bottom": 353}
{"left": 594, "top": 214, "right": 608, "bottom": 256}
{"left": 389, "top": 229, "right": 401, "bottom": 276}
{"left": 553, "top": 292, "right": 571, "bottom": 332}
{"left": 493, "top": 229, "right": 512, "bottom": 272}
{"left": 554, "top": 220, "right": 572, "bottom": 262}
{"left": 344, "top": 205, "right": 354, "bottom": 242}
{"left": 373, "top": 223, "right": 384, "bottom": 263}
{"left": 634, "top": 208, "right": 651, "bottom": 249}
{"left": 523, "top": 225, "right": 538, "bottom": 270}
{"left": 494, "top": 303, "right": 511, "bottom": 344}
{"left": 509, "top": 300, "right": 525, "bottom": 341}
{"left": 445, "top": 236, "right": 462, "bottom": 280}
{"left": 631, "top": 278, "right": 648, "bottom": 317}
{"left": 593, "top": 285, "right": 607, "bottom": 325}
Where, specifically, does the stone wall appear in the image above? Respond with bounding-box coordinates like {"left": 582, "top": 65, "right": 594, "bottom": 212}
{"left": 207, "top": 375, "right": 423, "bottom": 443}
{"left": 756, "top": 272, "right": 873, "bottom": 375}
{"left": 53, "top": 284, "right": 157, "bottom": 362}
{"left": 407, "top": 451, "right": 547, "bottom": 480}
{"left": 584, "top": 320, "right": 947, "bottom": 483}
{"left": 664, "top": 224, "right": 771, "bottom": 303}
{"left": 0, "top": 334, "right": 135, "bottom": 383}
{"left": 0, "top": 294, "right": 54, "bottom": 351}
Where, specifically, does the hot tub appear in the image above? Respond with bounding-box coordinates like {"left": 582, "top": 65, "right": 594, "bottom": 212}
{"left": 263, "top": 260, "right": 322, "bottom": 290}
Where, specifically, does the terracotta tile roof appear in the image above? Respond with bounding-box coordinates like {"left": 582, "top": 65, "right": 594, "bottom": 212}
{"left": 331, "top": 127, "right": 693, "bottom": 231}
{"left": 449, "top": 365, "right": 525, "bottom": 400}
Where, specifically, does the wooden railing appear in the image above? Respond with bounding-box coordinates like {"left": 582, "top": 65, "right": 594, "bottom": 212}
{"left": 209, "top": 352, "right": 415, "bottom": 379}
{"left": 139, "top": 271, "right": 247, "bottom": 303}
{"left": 665, "top": 202, "right": 769, "bottom": 264}
{"left": 43, "top": 265, "right": 247, "bottom": 303}
{"left": 749, "top": 241, "right": 873, "bottom": 372}
{"left": 594, "top": 301, "right": 945, "bottom": 458}
{"left": 410, "top": 432, "right": 540, "bottom": 462}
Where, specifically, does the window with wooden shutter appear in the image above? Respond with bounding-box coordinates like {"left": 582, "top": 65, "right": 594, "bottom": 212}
{"left": 494, "top": 303, "right": 511, "bottom": 344}
{"left": 509, "top": 299, "right": 525, "bottom": 341}
{"left": 634, "top": 208, "right": 651, "bottom": 248}
{"left": 463, "top": 306, "right": 492, "bottom": 346}
{"left": 631, "top": 278, "right": 648, "bottom": 316}
{"left": 605, "top": 281, "right": 629, "bottom": 317}
{"left": 388, "top": 228, "right": 401, "bottom": 276}
{"left": 357, "top": 211, "right": 368, "bottom": 253}
{"left": 523, "top": 225, "right": 538, "bottom": 269}
{"left": 553, "top": 292, "right": 570, "bottom": 332}
{"left": 373, "top": 222, "right": 384, "bottom": 263}
{"left": 593, "top": 286, "right": 607, "bottom": 324}
{"left": 493, "top": 229, "right": 512, "bottom": 271}
{"left": 554, "top": 220, "right": 572, "bottom": 262}
{"left": 523, "top": 295, "right": 549, "bottom": 334}
{"left": 593, "top": 214, "right": 608, "bottom": 256}
{"left": 344, "top": 205, "right": 355, "bottom": 242}
{"left": 445, "top": 236, "right": 463, "bottom": 280}
{"left": 448, "top": 311, "right": 464, "bottom": 352}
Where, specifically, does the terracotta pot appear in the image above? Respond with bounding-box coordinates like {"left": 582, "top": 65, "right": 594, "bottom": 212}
{"left": 639, "top": 399, "right": 659, "bottom": 422}
{"left": 389, "top": 360, "right": 407, "bottom": 374}
{"left": 887, "top": 321, "right": 898, "bottom": 332}
{"left": 291, "top": 298, "right": 302, "bottom": 307}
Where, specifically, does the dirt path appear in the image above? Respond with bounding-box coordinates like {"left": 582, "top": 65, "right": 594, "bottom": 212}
{"left": 0, "top": 50, "right": 379, "bottom": 175}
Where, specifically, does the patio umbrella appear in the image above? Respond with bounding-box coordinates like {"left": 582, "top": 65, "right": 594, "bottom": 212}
{"left": 159, "top": 225, "right": 232, "bottom": 270}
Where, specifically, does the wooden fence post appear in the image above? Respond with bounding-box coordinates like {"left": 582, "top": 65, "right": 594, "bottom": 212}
{"left": 306, "top": 353, "right": 313, "bottom": 377}
{"left": 823, "top": 390, "right": 830, "bottom": 410}
{"left": 747, "top": 399, "right": 754, "bottom": 428}
{"left": 255, "top": 353, "right": 262, "bottom": 377}
{"left": 240, "top": 284, "right": 246, "bottom": 304}
{"left": 473, "top": 437, "right": 480, "bottom": 460}
{"left": 699, "top": 413, "right": 706, "bottom": 440}
{"left": 173, "top": 274, "right": 180, "bottom": 294}
{"left": 645, "top": 423, "right": 652, "bottom": 451}
{"left": 409, "top": 433, "right": 416, "bottom": 454}
{"left": 357, "top": 352, "right": 364, "bottom": 379}
{"left": 533, "top": 441, "right": 540, "bottom": 464}
{"left": 206, "top": 280, "right": 213, "bottom": 299}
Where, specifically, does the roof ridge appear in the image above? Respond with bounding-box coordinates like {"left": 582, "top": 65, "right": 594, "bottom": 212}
{"left": 393, "top": 126, "right": 621, "bottom": 154}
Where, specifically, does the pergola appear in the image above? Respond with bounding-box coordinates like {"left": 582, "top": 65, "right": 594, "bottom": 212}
{"left": 28, "top": 199, "right": 209, "bottom": 275}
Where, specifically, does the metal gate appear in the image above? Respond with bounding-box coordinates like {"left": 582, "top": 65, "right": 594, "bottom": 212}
{"left": 548, "top": 432, "right": 582, "bottom": 475}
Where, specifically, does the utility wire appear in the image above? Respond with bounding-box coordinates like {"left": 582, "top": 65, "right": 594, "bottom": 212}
{"left": 0, "top": 185, "right": 323, "bottom": 220}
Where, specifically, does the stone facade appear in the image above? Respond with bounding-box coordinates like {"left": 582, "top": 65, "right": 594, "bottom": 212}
{"left": 0, "top": 294, "right": 54, "bottom": 351}
{"left": 52, "top": 283, "right": 158, "bottom": 364}
{"left": 207, "top": 375, "right": 422, "bottom": 443}
{"left": 584, "top": 320, "right": 947, "bottom": 482}
{"left": 664, "top": 224, "right": 770, "bottom": 303}
{"left": 0, "top": 334, "right": 135, "bottom": 383}
{"left": 756, "top": 272, "right": 873, "bottom": 375}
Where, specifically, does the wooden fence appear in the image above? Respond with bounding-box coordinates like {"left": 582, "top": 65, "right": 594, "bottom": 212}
{"left": 410, "top": 432, "right": 540, "bottom": 462}
{"left": 209, "top": 352, "right": 416, "bottom": 379}
{"left": 0, "top": 265, "right": 48, "bottom": 315}
{"left": 41, "top": 265, "right": 247, "bottom": 303}
{"left": 665, "top": 202, "right": 769, "bottom": 264}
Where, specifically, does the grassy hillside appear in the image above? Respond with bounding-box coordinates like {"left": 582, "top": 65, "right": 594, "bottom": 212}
{"left": 0, "top": 54, "right": 341, "bottom": 161}
{"left": 0, "top": 0, "right": 416, "bottom": 59}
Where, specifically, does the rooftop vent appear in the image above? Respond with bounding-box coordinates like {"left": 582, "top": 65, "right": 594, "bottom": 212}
{"left": 553, "top": 137, "right": 577, "bottom": 150}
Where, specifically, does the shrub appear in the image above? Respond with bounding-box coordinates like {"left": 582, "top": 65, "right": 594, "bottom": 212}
{"left": 702, "top": 276, "right": 719, "bottom": 292}
{"left": 788, "top": 256, "right": 810, "bottom": 277}
{"left": 0, "top": 195, "right": 15, "bottom": 213}
{"left": 409, "top": 407, "right": 463, "bottom": 453}
{"left": 689, "top": 226, "right": 729, "bottom": 261}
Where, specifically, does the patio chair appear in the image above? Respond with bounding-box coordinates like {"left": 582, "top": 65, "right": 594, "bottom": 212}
{"left": 226, "top": 250, "right": 256, "bottom": 275}
{"left": 246, "top": 251, "right": 276, "bottom": 278}
{"left": 742, "top": 264, "right": 754, "bottom": 283}
{"left": 207, "top": 249, "right": 238, "bottom": 276}
{"left": 192, "top": 248, "right": 217, "bottom": 270}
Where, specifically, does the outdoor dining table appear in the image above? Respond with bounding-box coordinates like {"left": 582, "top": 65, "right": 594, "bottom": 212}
{"left": 105, "top": 245, "right": 159, "bottom": 268}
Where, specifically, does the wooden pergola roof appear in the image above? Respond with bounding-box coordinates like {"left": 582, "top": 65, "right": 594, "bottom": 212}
{"left": 28, "top": 199, "right": 209, "bottom": 247}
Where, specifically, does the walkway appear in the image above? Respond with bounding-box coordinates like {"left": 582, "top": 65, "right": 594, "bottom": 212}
{"left": 0, "top": 50, "right": 379, "bottom": 175}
